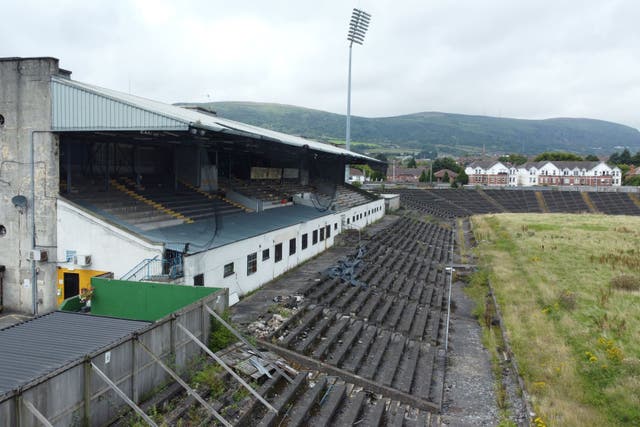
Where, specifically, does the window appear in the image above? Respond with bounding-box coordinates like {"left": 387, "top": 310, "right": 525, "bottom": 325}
{"left": 312, "top": 230, "right": 318, "bottom": 244}
{"left": 194, "top": 273, "right": 204, "bottom": 286}
{"left": 262, "top": 248, "right": 270, "bottom": 261}
{"left": 320, "top": 228, "right": 325, "bottom": 241}
{"left": 347, "top": 218, "right": 350, "bottom": 225}
{"left": 289, "top": 238, "right": 296, "bottom": 255}
{"left": 302, "top": 233, "right": 308, "bottom": 250}
{"left": 325, "top": 225, "right": 331, "bottom": 239}
{"left": 247, "top": 252, "right": 257, "bottom": 275}
{"left": 223, "top": 263, "right": 234, "bottom": 278}
{"left": 334, "top": 223, "right": 338, "bottom": 230}
{"left": 275, "top": 243, "right": 283, "bottom": 262}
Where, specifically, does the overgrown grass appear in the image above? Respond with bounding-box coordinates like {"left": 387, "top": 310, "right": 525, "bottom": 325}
{"left": 472, "top": 213, "right": 640, "bottom": 426}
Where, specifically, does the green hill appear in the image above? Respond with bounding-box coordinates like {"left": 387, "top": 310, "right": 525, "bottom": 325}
{"left": 178, "top": 101, "right": 640, "bottom": 157}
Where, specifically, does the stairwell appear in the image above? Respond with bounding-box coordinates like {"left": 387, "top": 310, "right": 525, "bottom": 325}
{"left": 580, "top": 192, "right": 599, "bottom": 213}
{"left": 534, "top": 191, "right": 549, "bottom": 213}
{"left": 477, "top": 189, "right": 506, "bottom": 212}
{"left": 628, "top": 193, "right": 640, "bottom": 210}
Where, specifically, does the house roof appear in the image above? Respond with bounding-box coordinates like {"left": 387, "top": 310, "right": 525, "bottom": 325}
{"left": 434, "top": 169, "right": 458, "bottom": 177}
{"left": 0, "top": 311, "right": 149, "bottom": 396}
{"left": 50, "top": 76, "right": 379, "bottom": 165}
{"left": 466, "top": 160, "right": 504, "bottom": 169}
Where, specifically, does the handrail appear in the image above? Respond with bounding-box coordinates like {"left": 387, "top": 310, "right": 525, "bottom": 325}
{"left": 120, "top": 256, "right": 159, "bottom": 280}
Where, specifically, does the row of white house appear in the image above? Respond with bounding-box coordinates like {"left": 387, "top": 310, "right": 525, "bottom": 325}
{"left": 465, "top": 160, "right": 622, "bottom": 187}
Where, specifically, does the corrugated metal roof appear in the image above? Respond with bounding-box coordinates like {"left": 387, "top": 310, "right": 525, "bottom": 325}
{"left": 50, "top": 76, "right": 379, "bottom": 164}
{"left": 51, "top": 79, "right": 190, "bottom": 131}
{"left": 0, "top": 311, "right": 149, "bottom": 395}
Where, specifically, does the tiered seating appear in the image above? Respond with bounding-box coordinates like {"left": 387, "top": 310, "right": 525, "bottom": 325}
{"left": 333, "top": 184, "right": 375, "bottom": 209}
{"left": 588, "top": 192, "right": 640, "bottom": 215}
{"left": 64, "top": 177, "right": 247, "bottom": 231}
{"left": 483, "top": 189, "right": 544, "bottom": 213}
{"left": 398, "top": 189, "right": 471, "bottom": 218}
{"left": 65, "top": 182, "right": 186, "bottom": 231}
{"left": 226, "top": 178, "right": 316, "bottom": 203}
{"left": 138, "top": 186, "right": 246, "bottom": 221}
{"left": 431, "top": 189, "right": 501, "bottom": 214}
{"left": 266, "top": 217, "right": 452, "bottom": 411}
{"left": 541, "top": 191, "right": 590, "bottom": 213}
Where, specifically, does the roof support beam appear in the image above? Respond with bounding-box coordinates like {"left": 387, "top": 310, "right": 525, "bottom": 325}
{"left": 22, "top": 399, "right": 54, "bottom": 427}
{"left": 176, "top": 322, "right": 277, "bottom": 414}
{"left": 90, "top": 362, "right": 158, "bottom": 427}
{"left": 135, "top": 338, "right": 232, "bottom": 427}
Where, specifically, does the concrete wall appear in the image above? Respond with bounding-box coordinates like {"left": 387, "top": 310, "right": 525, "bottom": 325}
{"left": 183, "top": 199, "right": 386, "bottom": 300}
{"left": 0, "top": 57, "right": 61, "bottom": 314}
{"left": 0, "top": 288, "right": 228, "bottom": 427}
{"left": 56, "top": 199, "right": 164, "bottom": 280}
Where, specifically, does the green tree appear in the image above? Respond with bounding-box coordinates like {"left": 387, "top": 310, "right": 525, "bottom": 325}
{"left": 432, "top": 157, "right": 462, "bottom": 173}
{"left": 584, "top": 154, "right": 600, "bottom": 161}
{"left": 442, "top": 171, "right": 450, "bottom": 183}
{"left": 608, "top": 149, "right": 633, "bottom": 165}
{"left": 419, "top": 169, "right": 427, "bottom": 182}
{"left": 534, "top": 152, "right": 584, "bottom": 161}
{"left": 631, "top": 151, "right": 640, "bottom": 165}
{"left": 374, "top": 153, "right": 388, "bottom": 162}
{"left": 624, "top": 175, "right": 640, "bottom": 186}
{"left": 498, "top": 153, "right": 527, "bottom": 165}
{"left": 455, "top": 169, "right": 469, "bottom": 186}
{"left": 406, "top": 157, "right": 417, "bottom": 168}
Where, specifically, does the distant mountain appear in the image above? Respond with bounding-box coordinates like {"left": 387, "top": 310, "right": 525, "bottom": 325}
{"left": 178, "top": 101, "right": 640, "bottom": 157}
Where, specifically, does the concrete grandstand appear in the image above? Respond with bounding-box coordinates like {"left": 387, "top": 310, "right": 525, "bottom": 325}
{"left": 0, "top": 57, "right": 385, "bottom": 315}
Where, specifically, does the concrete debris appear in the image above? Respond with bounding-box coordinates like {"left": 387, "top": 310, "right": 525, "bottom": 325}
{"left": 247, "top": 313, "right": 290, "bottom": 338}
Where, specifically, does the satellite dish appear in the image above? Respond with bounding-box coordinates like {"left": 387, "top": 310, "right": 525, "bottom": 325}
{"left": 11, "top": 195, "right": 27, "bottom": 209}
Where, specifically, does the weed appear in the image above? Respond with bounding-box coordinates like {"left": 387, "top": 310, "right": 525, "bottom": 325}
{"left": 610, "top": 274, "right": 640, "bottom": 291}
{"left": 209, "top": 310, "right": 238, "bottom": 352}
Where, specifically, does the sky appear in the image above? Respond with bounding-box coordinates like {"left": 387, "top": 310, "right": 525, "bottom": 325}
{"left": 3, "top": 0, "right": 640, "bottom": 129}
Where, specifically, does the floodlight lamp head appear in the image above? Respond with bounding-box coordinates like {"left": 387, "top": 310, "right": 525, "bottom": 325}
{"left": 347, "top": 7, "right": 371, "bottom": 46}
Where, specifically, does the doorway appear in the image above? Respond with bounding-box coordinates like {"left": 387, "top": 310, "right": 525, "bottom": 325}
{"left": 63, "top": 273, "right": 80, "bottom": 300}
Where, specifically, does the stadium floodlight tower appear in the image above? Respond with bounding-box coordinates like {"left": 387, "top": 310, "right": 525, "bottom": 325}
{"left": 344, "top": 7, "right": 371, "bottom": 182}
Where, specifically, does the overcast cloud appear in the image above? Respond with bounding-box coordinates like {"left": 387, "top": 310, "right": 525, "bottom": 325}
{"left": 3, "top": 0, "right": 640, "bottom": 128}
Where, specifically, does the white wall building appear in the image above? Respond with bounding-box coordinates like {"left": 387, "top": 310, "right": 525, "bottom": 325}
{"left": 466, "top": 160, "right": 622, "bottom": 187}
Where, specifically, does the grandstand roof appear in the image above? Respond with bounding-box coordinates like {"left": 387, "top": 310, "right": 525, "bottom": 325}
{"left": 50, "top": 76, "right": 379, "bottom": 165}
{"left": 138, "top": 204, "right": 336, "bottom": 254}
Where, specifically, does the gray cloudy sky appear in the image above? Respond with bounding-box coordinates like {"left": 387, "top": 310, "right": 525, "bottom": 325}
{"left": 3, "top": 0, "right": 640, "bottom": 128}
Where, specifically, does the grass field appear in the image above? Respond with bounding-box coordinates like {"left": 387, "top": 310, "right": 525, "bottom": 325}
{"left": 469, "top": 214, "right": 640, "bottom": 426}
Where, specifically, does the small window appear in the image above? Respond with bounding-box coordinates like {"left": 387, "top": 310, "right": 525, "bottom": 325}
{"left": 275, "top": 243, "right": 283, "bottom": 262}
{"left": 223, "top": 262, "right": 234, "bottom": 278}
{"left": 320, "top": 228, "right": 325, "bottom": 241}
{"left": 262, "top": 248, "right": 270, "bottom": 261}
{"left": 0, "top": 225, "right": 6, "bottom": 237}
{"left": 325, "top": 225, "right": 331, "bottom": 239}
{"left": 302, "top": 233, "right": 308, "bottom": 250}
{"left": 334, "top": 223, "right": 338, "bottom": 230}
{"left": 347, "top": 218, "right": 350, "bottom": 225}
{"left": 289, "top": 238, "right": 296, "bottom": 255}
{"left": 247, "top": 252, "right": 257, "bottom": 275}
{"left": 312, "top": 230, "right": 318, "bottom": 244}
{"left": 194, "top": 273, "right": 204, "bottom": 286}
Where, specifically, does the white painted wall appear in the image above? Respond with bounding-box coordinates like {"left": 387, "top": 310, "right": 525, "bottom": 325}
{"left": 57, "top": 199, "right": 164, "bottom": 277}
{"left": 183, "top": 199, "right": 385, "bottom": 299}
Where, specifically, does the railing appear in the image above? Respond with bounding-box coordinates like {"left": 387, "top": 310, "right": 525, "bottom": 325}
{"left": 120, "top": 254, "right": 183, "bottom": 281}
